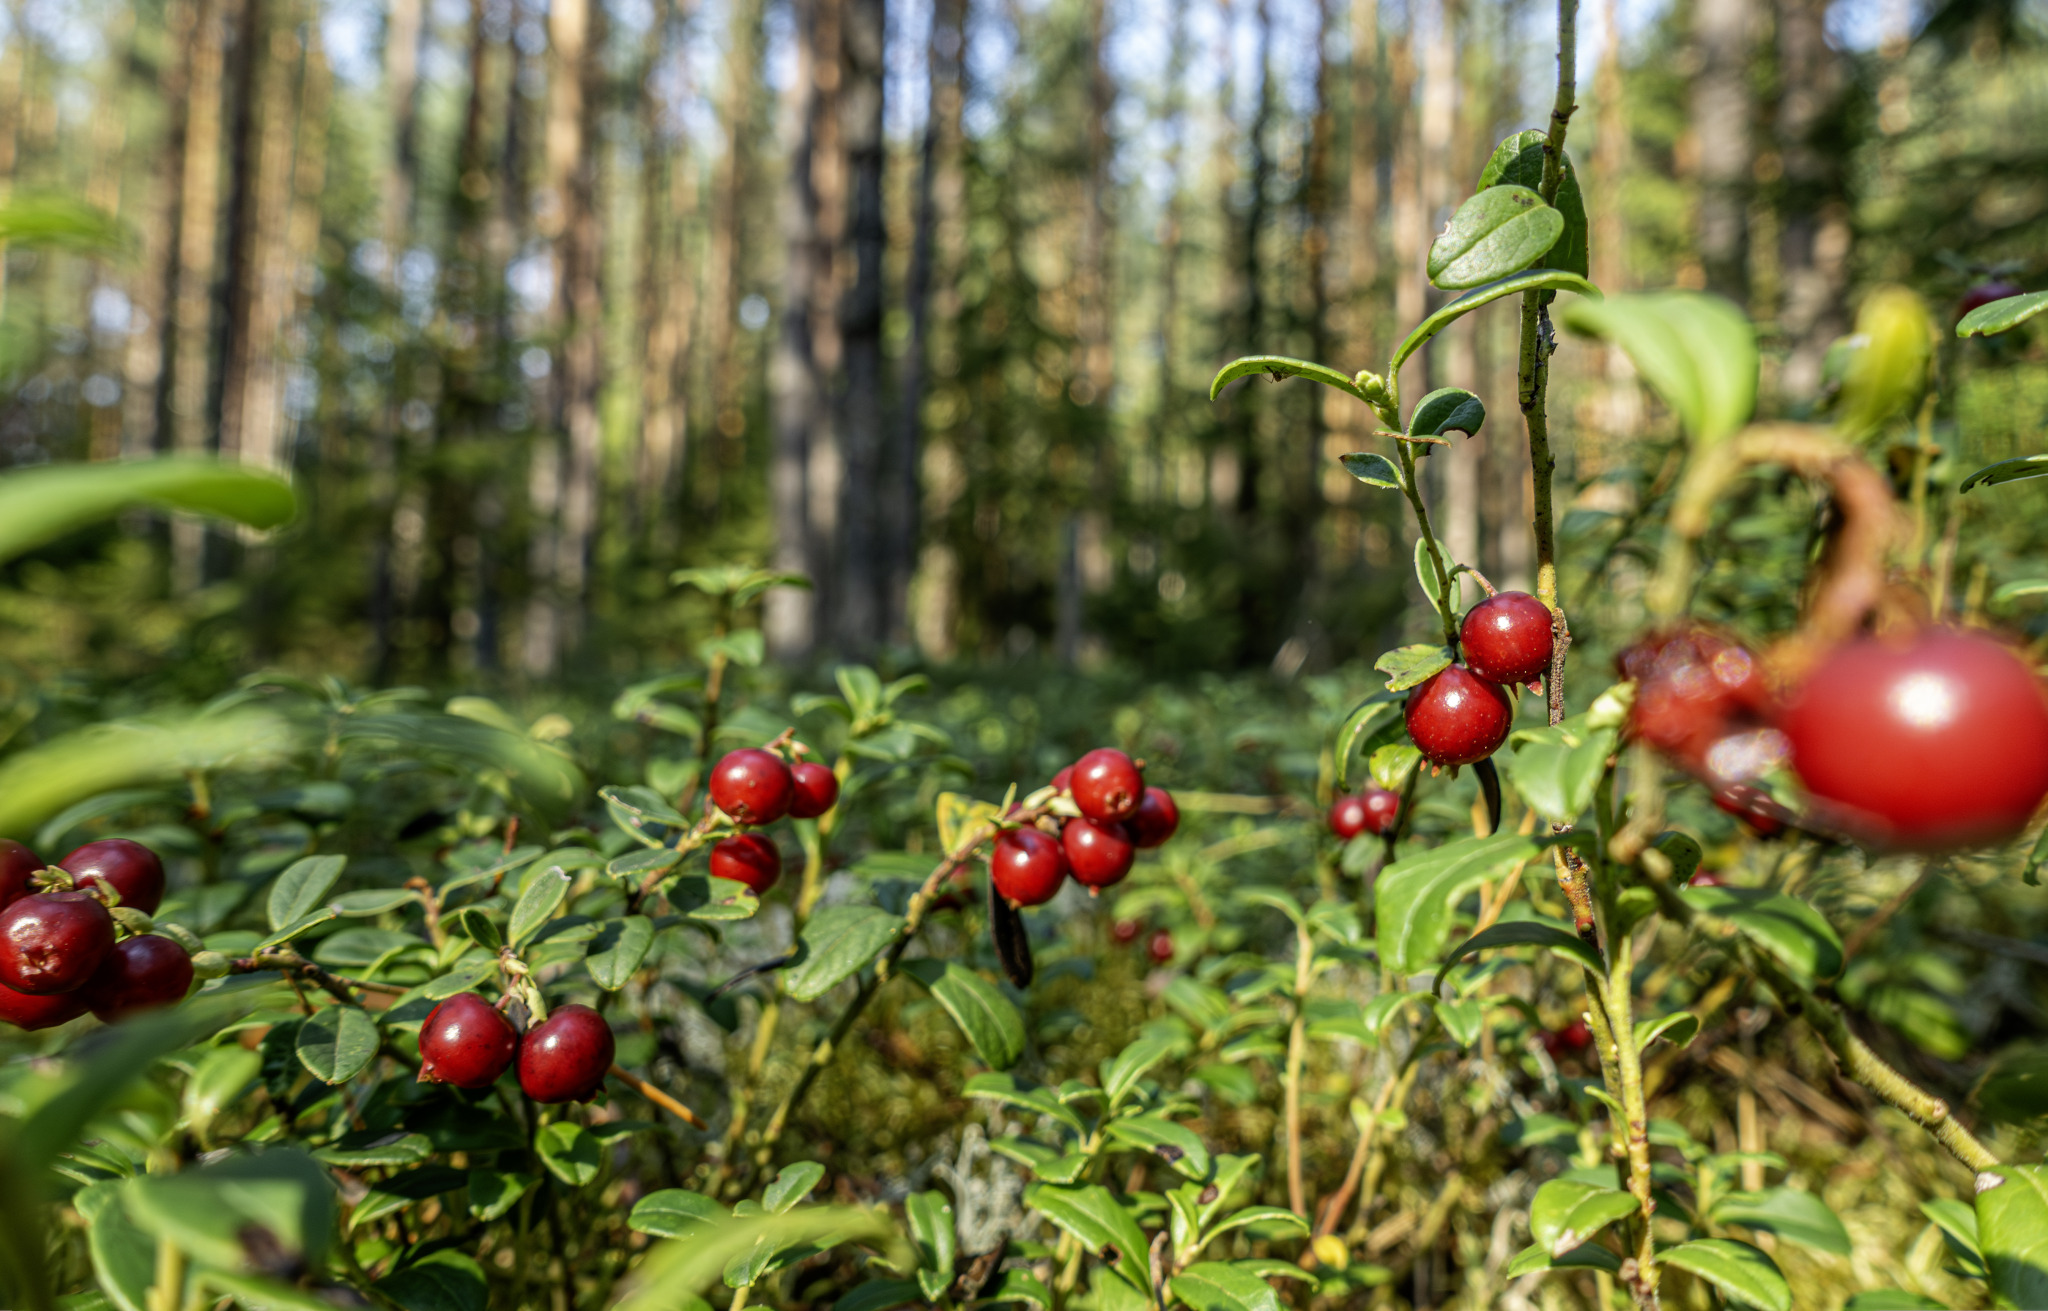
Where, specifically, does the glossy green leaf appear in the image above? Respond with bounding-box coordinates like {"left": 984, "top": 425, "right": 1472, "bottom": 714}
{"left": 1209, "top": 354, "right": 1369, "bottom": 403}
{"left": 508, "top": 866, "right": 572, "bottom": 949}
{"left": 375, "top": 1251, "right": 489, "bottom": 1311}
{"left": 1979, "top": 1165, "right": 2048, "bottom": 1309}
{"left": 1433, "top": 920, "right": 1600, "bottom": 995}
{"left": 1962, "top": 454, "right": 2048, "bottom": 494}
{"left": 1659, "top": 1239, "right": 1791, "bottom": 1311}
{"left": 906, "top": 1190, "right": 955, "bottom": 1277}
{"left": 1375, "top": 644, "right": 1454, "bottom": 694}
{"left": 1560, "top": 292, "right": 1755, "bottom": 445}
{"left": 902, "top": 959, "right": 1025, "bottom": 1070}
{"left": 1529, "top": 1179, "right": 1635, "bottom": 1256}
{"left": 1168, "top": 1261, "right": 1284, "bottom": 1311}
{"left": 537, "top": 1122, "right": 602, "bottom": 1186}
{"left": 1333, "top": 698, "right": 1403, "bottom": 793}
{"left": 267, "top": 856, "right": 345, "bottom": 932}
{"left": 1408, "top": 387, "right": 1486, "bottom": 438}
{"left": 0, "top": 457, "right": 295, "bottom": 569}
{"left": 1390, "top": 269, "right": 1599, "bottom": 376}
{"left": 1502, "top": 1241, "right": 1622, "bottom": 1277}
{"left": 76, "top": 1182, "right": 154, "bottom": 1311}
{"left": 1922, "top": 1197, "right": 1983, "bottom": 1275}
{"left": 1367, "top": 742, "right": 1422, "bottom": 793}
{"left": 1506, "top": 722, "right": 1616, "bottom": 824}
{"left": 586, "top": 915, "right": 656, "bottom": 990}
{"left": 1377, "top": 833, "right": 1546, "bottom": 976}
{"left": 614, "top": 1208, "right": 904, "bottom": 1311}
{"left": 785, "top": 905, "right": 904, "bottom": 1001}
{"left": 330, "top": 887, "right": 420, "bottom": 916}
{"left": 1025, "top": 1184, "right": 1150, "bottom": 1293}
{"left": 1634, "top": 1011, "right": 1701, "bottom": 1052}
{"left": 1426, "top": 185, "right": 1563, "bottom": 289}
{"left": 965, "top": 1073, "right": 1088, "bottom": 1135}
{"left": 1101, "top": 1035, "right": 1178, "bottom": 1111}
{"left": 764, "top": 1161, "right": 826, "bottom": 1214}
{"left": 630, "top": 1189, "right": 729, "bottom": 1238}
{"left": 1711, "top": 1187, "right": 1850, "bottom": 1255}
{"left": 978, "top": 1268, "right": 1053, "bottom": 1307}
{"left": 1475, "top": 130, "right": 1588, "bottom": 276}
{"left": 122, "top": 1148, "right": 333, "bottom": 1272}
{"left": 1681, "top": 885, "right": 1843, "bottom": 986}
{"left": 315, "top": 1134, "right": 433, "bottom": 1169}
{"left": 467, "top": 1171, "right": 537, "bottom": 1221}
{"left": 1105, "top": 1114, "right": 1210, "bottom": 1179}
{"left": 1339, "top": 452, "right": 1403, "bottom": 490}
{"left": 832, "top": 1279, "right": 922, "bottom": 1311}
{"left": 1957, "top": 289, "right": 2048, "bottom": 337}
{"left": 295, "top": 1005, "right": 379, "bottom": 1084}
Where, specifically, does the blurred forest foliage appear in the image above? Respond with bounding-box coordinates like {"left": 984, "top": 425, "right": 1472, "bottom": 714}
{"left": 0, "top": 0, "right": 2043, "bottom": 698}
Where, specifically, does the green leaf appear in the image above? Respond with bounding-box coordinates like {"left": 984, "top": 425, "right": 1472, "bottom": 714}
{"left": 1339, "top": 452, "right": 1403, "bottom": 491}
{"left": 978, "top": 1268, "right": 1053, "bottom": 1307}
{"left": 586, "top": 915, "right": 655, "bottom": 990}
{"left": 833, "top": 1279, "right": 922, "bottom": 1311}
{"left": 1426, "top": 185, "right": 1564, "bottom": 289}
{"left": 0, "top": 457, "right": 295, "bottom": 569}
{"left": 1025, "top": 1184, "right": 1150, "bottom": 1293}
{"left": 467, "top": 1171, "right": 537, "bottom": 1221}
{"left": 0, "top": 193, "right": 131, "bottom": 254}
{"left": 1506, "top": 722, "right": 1617, "bottom": 824}
{"left": 76, "top": 1181, "right": 155, "bottom": 1311}
{"left": 1634, "top": 1011, "right": 1701, "bottom": 1052}
{"left": 1433, "top": 920, "right": 1600, "bottom": 995}
{"left": 1209, "top": 354, "right": 1369, "bottom": 404}
{"left": 1375, "top": 644, "right": 1454, "bottom": 694}
{"left": 1333, "top": 699, "right": 1402, "bottom": 793}
{"left": 509, "top": 866, "right": 573, "bottom": 949}
{"left": 1100, "top": 1035, "right": 1179, "bottom": 1111}
{"left": 902, "top": 959, "right": 1026, "bottom": 1070}
{"left": 1659, "top": 1239, "right": 1791, "bottom": 1311}
{"left": 330, "top": 887, "right": 420, "bottom": 916}
{"left": 614, "top": 1209, "right": 905, "bottom": 1311}
{"left": 1560, "top": 293, "right": 1756, "bottom": 445}
{"left": 1377, "top": 833, "right": 1547, "bottom": 976}
{"left": 1992, "top": 580, "right": 2048, "bottom": 606}
{"left": 1475, "top": 130, "right": 1588, "bottom": 277}
{"left": 183, "top": 1046, "right": 262, "bottom": 1132}
{"left": 965, "top": 1073, "right": 1087, "bottom": 1135}
{"left": 1924, "top": 1197, "right": 1984, "bottom": 1276}
{"left": 1502, "top": 1241, "right": 1622, "bottom": 1277}
{"left": 537, "top": 1122, "right": 602, "bottom": 1187}
{"left": 785, "top": 905, "right": 904, "bottom": 1001}
{"left": 1390, "top": 269, "right": 1599, "bottom": 377}
{"left": 1168, "top": 1261, "right": 1284, "bottom": 1311}
{"left": 763, "top": 1161, "right": 826, "bottom": 1214}
{"left": 1681, "top": 885, "right": 1843, "bottom": 986}
{"left": 1104, "top": 1114, "right": 1211, "bottom": 1179}
{"left": 267, "top": 856, "right": 346, "bottom": 932}
{"left": 122, "top": 1147, "right": 333, "bottom": 1273}
{"left": 1710, "top": 1187, "right": 1850, "bottom": 1256}
{"left": 1408, "top": 387, "right": 1486, "bottom": 439}
{"left": 630, "top": 1189, "right": 729, "bottom": 1238}
{"left": 315, "top": 1134, "right": 433, "bottom": 1168}
{"left": 1961, "top": 454, "right": 2048, "bottom": 494}
{"left": 1835, "top": 288, "right": 1932, "bottom": 440}
{"left": 1366, "top": 742, "right": 1422, "bottom": 793}
{"left": 1239, "top": 885, "right": 1305, "bottom": 927}
{"left": 1435, "top": 997, "right": 1483, "bottom": 1047}
{"left": 295, "top": 1005, "right": 380, "bottom": 1084}
{"left": 1979, "top": 1165, "right": 2048, "bottom": 1309}
{"left": 1529, "top": 1179, "right": 1636, "bottom": 1256}
{"left": 906, "top": 1190, "right": 956, "bottom": 1276}
{"left": 1957, "top": 289, "right": 2048, "bottom": 337}
{"left": 375, "top": 1251, "right": 489, "bottom": 1311}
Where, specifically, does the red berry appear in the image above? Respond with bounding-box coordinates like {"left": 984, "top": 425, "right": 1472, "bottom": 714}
{"left": 1618, "top": 628, "right": 1776, "bottom": 777}
{"left": 707, "top": 749, "right": 795, "bottom": 825}
{"left": 516, "top": 1003, "right": 615, "bottom": 1104}
{"left": 1050, "top": 765, "right": 1074, "bottom": 793}
{"left": 708, "top": 833, "right": 782, "bottom": 895}
{"left": 1688, "top": 870, "right": 1727, "bottom": 889}
{"left": 1405, "top": 665, "right": 1514, "bottom": 767}
{"left": 1147, "top": 929, "right": 1174, "bottom": 964}
{"left": 1071, "top": 748, "right": 1144, "bottom": 823}
{"left": 1959, "top": 280, "right": 2024, "bottom": 320}
{"left": 0, "top": 978, "right": 88, "bottom": 1030}
{"left": 60, "top": 840, "right": 166, "bottom": 916}
{"left": 1328, "top": 796, "right": 1370, "bottom": 840}
{"left": 990, "top": 828, "right": 1067, "bottom": 908}
{"left": 1359, "top": 787, "right": 1401, "bottom": 835}
{"left": 787, "top": 761, "right": 840, "bottom": 819}
{"left": 417, "top": 991, "right": 520, "bottom": 1088}
{"left": 1541, "top": 1018, "right": 1593, "bottom": 1057}
{"left": 79, "top": 934, "right": 194, "bottom": 1022}
{"left": 1111, "top": 918, "right": 1143, "bottom": 945}
{"left": 1460, "top": 591, "right": 1555, "bottom": 686}
{"left": 0, "top": 891, "right": 115, "bottom": 995}
{"left": 1782, "top": 629, "right": 2048, "bottom": 850}
{"left": 0, "top": 840, "right": 41, "bottom": 913}
{"left": 1713, "top": 785, "right": 1790, "bottom": 838}
{"left": 1127, "top": 787, "right": 1179, "bottom": 848}
{"left": 1063, "top": 818, "right": 1136, "bottom": 891}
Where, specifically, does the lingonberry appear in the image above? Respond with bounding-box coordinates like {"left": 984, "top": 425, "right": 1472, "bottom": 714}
{"left": 1687, "top": 870, "right": 1727, "bottom": 889}
{"left": 1329, "top": 796, "right": 1370, "bottom": 840}
{"left": 708, "top": 833, "right": 782, "bottom": 895}
{"left": 0, "top": 839, "right": 40, "bottom": 913}
{"left": 0, "top": 979, "right": 88, "bottom": 1030}
{"left": 787, "top": 761, "right": 840, "bottom": 819}
{"left": 1713, "top": 784, "right": 1791, "bottom": 838}
{"left": 1071, "top": 748, "right": 1144, "bottom": 823}
{"left": 707, "top": 748, "right": 795, "bottom": 825}
{"left": 1359, "top": 787, "right": 1401, "bottom": 835}
{"left": 1460, "top": 591, "right": 1555, "bottom": 686}
{"left": 1781, "top": 628, "right": 2048, "bottom": 850}
{"left": 1541, "top": 1018, "right": 1593, "bottom": 1057}
{"left": 1958, "top": 279, "right": 2024, "bottom": 320}
{"left": 0, "top": 891, "right": 115, "bottom": 995}
{"left": 1147, "top": 929, "right": 1175, "bottom": 964}
{"left": 60, "top": 839, "right": 166, "bottom": 916}
{"left": 517, "top": 1003, "right": 615, "bottom": 1104}
{"left": 1126, "top": 787, "right": 1179, "bottom": 848}
{"left": 1063, "top": 818, "right": 1136, "bottom": 892}
{"left": 1405, "top": 665, "right": 1514, "bottom": 767}
{"left": 417, "top": 991, "right": 520, "bottom": 1088}
{"left": 79, "top": 934, "right": 194, "bottom": 1022}
{"left": 990, "top": 828, "right": 1067, "bottom": 908}
{"left": 1618, "top": 627, "right": 1776, "bottom": 778}
{"left": 1111, "top": 918, "right": 1143, "bottom": 945}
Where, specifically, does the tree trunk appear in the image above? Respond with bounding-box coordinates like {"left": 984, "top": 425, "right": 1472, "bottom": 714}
{"left": 1693, "top": 0, "right": 1753, "bottom": 301}
{"left": 166, "top": 0, "right": 229, "bottom": 592}
{"left": 637, "top": 0, "right": 696, "bottom": 555}
{"left": 1773, "top": 0, "right": 1849, "bottom": 402}
{"left": 833, "top": 0, "right": 886, "bottom": 651}
{"left": 702, "top": 0, "right": 763, "bottom": 510}
{"left": 1345, "top": 0, "right": 1379, "bottom": 366}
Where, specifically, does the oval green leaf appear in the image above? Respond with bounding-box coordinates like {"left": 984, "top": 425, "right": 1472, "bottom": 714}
{"left": 0, "top": 457, "right": 295, "bottom": 568}
{"left": 587, "top": 915, "right": 656, "bottom": 990}
{"left": 1658, "top": 1239, "right": 1791, "bottom": 1311}
{"left": 1208, "top": 354, "right": 1369, "bottom": 404}
{"left": 1426, "top": 186, "right": 1563, "bottom": 289}
{"left": 1957, "top": 289, "right": 2048, "bottom": 337}
{"left": 267, "top": 856, "right": 345, "bottom": 933}
{"left": 296, "top": 1006, "right": 379, "bottom": 1085}
{"left": 1390, "top": 269, "right": 1599, "bottom": 377}
{"left": 1560, "top": 292, "right": 1755, "bottom": 445}
{"left": 785, "top": 905, "right": 904, "bottom": 1002}
{"left": 1978, "top": 1164, "right": 2048, "bottom": 1310}
{"left": 901, "top": 959, "right": 1025, "bottom": 1070}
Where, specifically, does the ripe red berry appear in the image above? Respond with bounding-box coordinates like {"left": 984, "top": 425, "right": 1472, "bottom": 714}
{"left": 1405, "top": 665, "right": 1514, "bottom": 767}
{"left": 1687, "top": 870, "right": 1727, "bottom": 889}
{"left": 1460, "top": 591, "right": 1555, "bottom": 686}
{"left": 517, "top": 1003, "right": 615, "bottom": 1104}
{"left": 1959, "top": 280, "right": 2024, "bottom": 320}
{"left": 708, "top": 833, "right": 782, "bottom": 895}
{"left": 1329, "top": 796, "right": 1369, "bottom": 840}
{"left": 417, "top": 991, "right": 520, "bottom": 1088}
{"left": 1618, "top": 628, "right": 1777, "bottom": 778}
{"left": 1361, "top": 787, "right": 1401, "bottom": 835}
{"left": 1071, "top": 748, "right": 1144, "bottom": 823}
{"left": 60, "top": 839, "right": 166, "bottom": 916}
{"left": 78, "top": 934, "right": 194, "bottom": 1022}
{"left": 1541, "top": 1018, "right": 1593, "bottom": 1057}
{"left": 0, "top": 979, "right": 88, "bottom": 1030}
{"left": 1050, "top": 765, "right": 1074, "bottom": 793}
{"left": 1111, "top": 918, "right": 1143, "bottom": 945}
{"left": 0, "top": 840, "right": 42, "bottom": 913}
{"left": 990, "top": 828, "right": 1067, "bottom": 908}
{"left": 1713, "top": 785, "right": 1790, "bottom": 838}
{"left": 0, "top": 891, "right": 116, "bottom": 995}
{"left": 707, "top": 748, "right": 796, "bottom": 825}
{"left": 1063, "top": 818, "right": 1136, "bottom": 891}
{"left": 1147, "top": 929, "right": 1175, "bottom": 964}
{"left": 1782, "top": 629, "right": 2048, "bottom": 850}
{"left": 787, "top": 761, "right": 840, "bottom": 819}
{"left": 1127, "top": 787, "right": 1179, "bottom": 848}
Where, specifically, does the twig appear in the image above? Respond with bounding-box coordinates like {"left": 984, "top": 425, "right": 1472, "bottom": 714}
{"left": 229, "top": 951, "right": 407, "bottom": 1003}
{"left": 609, "top": 1063, "right": 707, "bottom": 1130}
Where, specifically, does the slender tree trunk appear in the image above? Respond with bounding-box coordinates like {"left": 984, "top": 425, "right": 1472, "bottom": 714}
{"left": 1148, "top": 0, "right": 1188, "bottom": 509}
{"left": 126, "top": 0, "right": 189, "bottom": 457}
{"left": 1229, "top": 0, "right": 1274, "bottom": 666}
{"left": 166, "top": 0, "right": 228, "bottom": 592}
{"left": 1345, "top": 0, "right": 1379, "bottom": 367}
{"left": 223, "top": 5, "right": 304, "bottom": 476}
{"left": 1288, "top": 0, "right": 1336, "bottom": 667}
{"left": 383, "top": 0, "right": 423, "bottom": 265}
{"left": 215, "top": 0, "right": 270, "bottom": 467}
{"left": 637, "top": 0, "right": 696, "bottom": 554}
{"left": 1773, "top": 0, "right": 1848, "bottom": 401}
{"left": 558, "top": 0, "right": 606, "bottom": 658}
{"left": 834, "top": 0, "right": 886, "bottom": 650}
{"left": 702, "top": 0, "right": 763, "bottom": 509}
{"left": 1692, "top": 0, "right": 1752, "bottom": 300}
{"left": 1591, "top": 0, "right": 1625, "bottom": 293}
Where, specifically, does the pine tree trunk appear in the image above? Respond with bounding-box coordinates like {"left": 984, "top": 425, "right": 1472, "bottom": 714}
{"left": 166, "top": 0, "right": 229, "bottom": 592}
{"left": 702, "top": 0, "right": 762, "bottom": 509}
{"left": 1773, "top": 0, "right": 1849, "bottom": 401}
{"left": 1693, "top": 0, "right": 1753, "bottom": 301}
{"left": 833, "top": 0, "right": 886, "bottom": 651}
{"left": 222, "top": 6, "right": 304, "bottom": 476}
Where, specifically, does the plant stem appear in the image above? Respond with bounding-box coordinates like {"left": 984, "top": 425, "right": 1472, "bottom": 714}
{"left": 148, "top": 1238, "right": 185, "bottom": 1311}
{"left": 1284, "top": 917, "right": 1313, "bottom": 1219}
{"left": 608, "top": 1063, "right": 707, "bottom": 1129}
{"left": 1603, "top": 925, "right": 1659, "bottom": 1307}
{"left": 1396, "top": 442, "right": 1461, "bottom": 645}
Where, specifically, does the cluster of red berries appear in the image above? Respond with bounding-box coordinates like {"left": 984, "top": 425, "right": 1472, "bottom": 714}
{"left": 0, "top": 839, "right": 189, "bottom": 1032}
{"left": 417, "top": 993, "right": 616, "bottom": 1104}
{"left": 1406, "top": 591, "right": 1554, "bottom": 768}
{"left": 1622, "top": 625, "right": 2048, "bottom": 851}
{"left": 989, "top": 748, "right": 1180, "bottom": 908}
{"left": 702, "top": 747, "right": 842, "bottom": 895}
{"left": 1328, "top": 787, "right": 1401, "bottom": 841}
{"left": 1111, "top": 918, "right": 1177, "bottom": 964}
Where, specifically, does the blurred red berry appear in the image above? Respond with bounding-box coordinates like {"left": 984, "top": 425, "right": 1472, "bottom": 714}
{"left": 788, "top": 761, "right": 840, "bottom": 819}
{"left": 1127, "top": 787, "right": 1179, "bottom": 847}
{"left": 708, "top": 833, "right": 782, "bottom": 894}
{"left": 1147, "top": 929, "right": 1175, "bottom": 964}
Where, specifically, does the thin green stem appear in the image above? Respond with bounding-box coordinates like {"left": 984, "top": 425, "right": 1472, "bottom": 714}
{"left": 1396, "top": 442, "right": 1461, "bottom": 645}
{"left": 1284, "top": 919, "right": 1313, "bottom": 1218}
